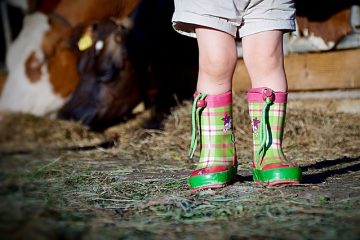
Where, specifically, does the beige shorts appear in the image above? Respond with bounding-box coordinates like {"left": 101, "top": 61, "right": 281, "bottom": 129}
{"left": 172, "top": 0, "right": 296, "bottom": 38}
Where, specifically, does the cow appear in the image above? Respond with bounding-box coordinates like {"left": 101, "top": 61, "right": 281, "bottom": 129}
{"left": 284, "top": 0, "right": 359, "bottom": 53}
{"left": 57, "top": 0, "right": 198, "bottom": 130}
{"left": 57, "top": 18, "right": 142, "bottom": 131}
{"left": 0, "top": 0, "right": 140, "bottom": 116}
{"left": 0, "top": 12, "right": 58, "bottom": 116}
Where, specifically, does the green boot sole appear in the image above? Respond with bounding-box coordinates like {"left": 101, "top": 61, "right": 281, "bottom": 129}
{"left": 189, "top": 165, "right": 238, "bottom": 190}
{"left": 253, "top": 167, "right": 302, "bottom": 186}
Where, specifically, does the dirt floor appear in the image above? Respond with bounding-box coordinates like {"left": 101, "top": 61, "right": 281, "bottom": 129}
{"left": 0, "top": 94, "right": 359, "bottom": 240}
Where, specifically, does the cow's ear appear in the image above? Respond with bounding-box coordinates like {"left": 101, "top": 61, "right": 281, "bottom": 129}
{"left": 75, "top": 23, "right": 100, "bottom": 52}
{"left": 112, "top": 17, "right": 133, "bottom": 29}
{"left": 112, "top": 18, "right": 133, "bottom": 45}
{"left": 113, "top": 17, "right": 133, "bottom": 37}
{"left": 69, "top": 24, "right": 86, "bottom": 50}
{"left": 119, "top": 18, "right": 133, "bottom": 30}
{"left": 70, "top": 23, "right": 97, "bottom": 52}
{"left": 77, "top": 27, "right": 94, "bottom": 51}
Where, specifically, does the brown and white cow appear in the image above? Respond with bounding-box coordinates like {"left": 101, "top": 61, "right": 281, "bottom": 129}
{"left": 284, "top": 0, "right": 359, "bottom": 53}
{"left": 0, "top": 0, "right": 140, "bottom": 116}
{"left": 0, "top": 12, "right": 57, "bottom": 116}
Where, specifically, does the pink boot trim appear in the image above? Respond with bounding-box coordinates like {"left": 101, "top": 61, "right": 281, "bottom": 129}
{"left": 247, "top": 88, "right": 287, "bottom": 103}
{"left": 194, "top": 91, "right": 232, "bottom": 108}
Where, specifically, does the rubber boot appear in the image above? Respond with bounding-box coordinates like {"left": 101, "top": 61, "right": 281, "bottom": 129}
{"left": 188, "top": 91, "right": 238, "bottom": 190}
{"left": 247, "top": 88, "right": 301, "bottom": 185}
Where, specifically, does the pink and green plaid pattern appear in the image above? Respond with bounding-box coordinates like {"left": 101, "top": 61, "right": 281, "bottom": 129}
{"left": 191, "top": 91, "right": 236, "bottom": 169}
{"left": 247, "top": 88, "right": 287, "bottom": 169}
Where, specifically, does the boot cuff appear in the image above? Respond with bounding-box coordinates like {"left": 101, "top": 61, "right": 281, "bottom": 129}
{"left": 194, "top": 91, "right": 232, "bottom": 107}
{"left": 247, "top": 88, "right": 287, "bottom": 103}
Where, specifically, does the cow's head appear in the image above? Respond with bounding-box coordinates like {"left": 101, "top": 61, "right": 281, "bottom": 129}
{"left": 58, "top": 19, "right": 141, "bottom": 131}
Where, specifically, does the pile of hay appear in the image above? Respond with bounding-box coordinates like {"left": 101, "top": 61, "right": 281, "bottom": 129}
{"left": 0, "top": 113, "right": 105, "bottom": 151}
{"left": 0, "top": 93, "right": 359, "bottom": 166}
{"left": 108, "top": 93, "right": 360, "bottom": 169}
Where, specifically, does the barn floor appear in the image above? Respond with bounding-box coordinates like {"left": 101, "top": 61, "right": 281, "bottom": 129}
{"left": 0, "top": 93, "right": 359, "bottom": 240}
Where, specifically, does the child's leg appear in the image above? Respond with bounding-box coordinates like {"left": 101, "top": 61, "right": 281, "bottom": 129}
{"left": 188, "top": 27, "right": 238, "bottom": 190}
{"left": 242, "top": 30, "right": 301, "bottom": 185}
{"left": 242, "top": 30, "right": 287, "bottom": 92}
{"left": 195, "top": 27, "right": 237, "bottom": 95}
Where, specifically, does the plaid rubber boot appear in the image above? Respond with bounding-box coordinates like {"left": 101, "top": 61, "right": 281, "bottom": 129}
{"left": 188, "top": 91, "right": 238, "bottom": 190}
{"left": 247, "top": 88, "right": 301, "bottom": 185}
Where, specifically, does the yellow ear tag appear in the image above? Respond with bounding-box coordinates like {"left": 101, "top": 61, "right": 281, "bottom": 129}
{"left": 78, "top": 34, "right": 93, "bottom": 51}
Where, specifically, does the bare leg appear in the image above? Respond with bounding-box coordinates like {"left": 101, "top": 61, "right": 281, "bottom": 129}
{"left": 243, "top": 30, "right": 301, "bottom": 185}
{"left": 195, "top": 27, "right": 237, "bottom": 95}
{"left": 242, "top": 30, "right": 287, "bottom": 92}
{"left": 188, "top": 27, "right": 238, "bottom": 190}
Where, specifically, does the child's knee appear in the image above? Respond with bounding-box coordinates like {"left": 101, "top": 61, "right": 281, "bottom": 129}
{"left": 242, "top": 31, "right": 284, "bottom": 74}
{"left": 245, "top": 49, "right": 283, "bottom": 75}
{"left": 199, "top": 49, "right": 237, "bottom": 78}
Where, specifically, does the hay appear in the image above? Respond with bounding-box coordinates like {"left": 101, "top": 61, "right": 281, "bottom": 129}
{"left": 0, "top": 112, "right": 105, "bottom": 151}
{"left": 106, "top": 93, "right": 360, "bottom": 169}
{"left": 1, "top": 93, "right": 358, "bottom": 161}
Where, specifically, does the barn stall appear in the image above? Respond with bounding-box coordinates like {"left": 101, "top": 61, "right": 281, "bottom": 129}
{"left": 0, "top": 0, "right": 359, "bottom": 239}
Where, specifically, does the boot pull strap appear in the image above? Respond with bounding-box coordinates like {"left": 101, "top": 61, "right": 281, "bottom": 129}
{"left": 189, "top": 93, "right": 207, "bottom": 159}
{"left": 255, "top": 89, "right": 274, "bottom": 168}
